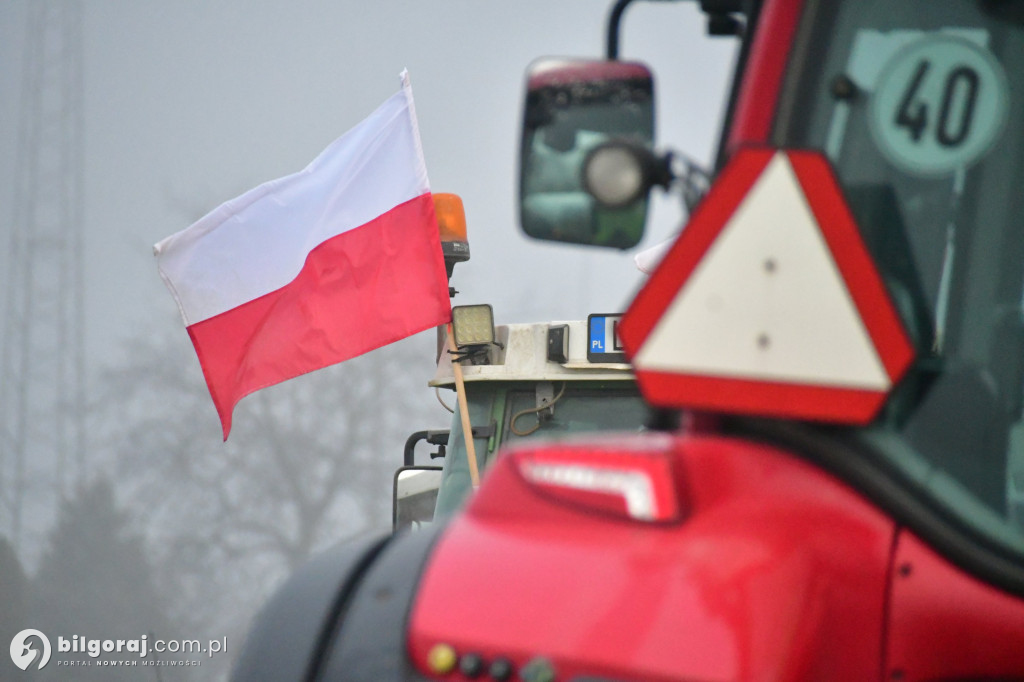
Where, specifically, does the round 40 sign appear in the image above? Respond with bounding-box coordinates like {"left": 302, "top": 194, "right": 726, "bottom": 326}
{"left": 870, "top": 33, "right": 1009, "bottom": 177}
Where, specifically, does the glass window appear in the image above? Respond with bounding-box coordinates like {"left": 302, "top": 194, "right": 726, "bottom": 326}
{"left": 505, "top": 385, "right": 648, "bottom": 442}
{"left": 433, "top": 383, "right": 647, "bottom": 519}
{"left": 433, "top": 389, "right": 497, "bottom": 519}
{"left": 776, "top": 0, "right": 1024, "bottom": 554}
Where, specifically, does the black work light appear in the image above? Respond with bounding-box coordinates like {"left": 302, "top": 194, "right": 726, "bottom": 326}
{"left": 451, "top": 304, "right": 495, "bottom": 348}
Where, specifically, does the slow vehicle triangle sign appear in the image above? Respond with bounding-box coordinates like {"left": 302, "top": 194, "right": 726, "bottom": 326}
{"left": 619, "top": 148, "right": 915, "bottom": 424}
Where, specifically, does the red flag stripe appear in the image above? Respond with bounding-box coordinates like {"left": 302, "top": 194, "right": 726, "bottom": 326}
{"left": 187, "top": 193, "right": 449, "bottom": 439}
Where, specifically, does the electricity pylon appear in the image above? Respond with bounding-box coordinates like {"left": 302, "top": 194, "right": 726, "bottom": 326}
{"left": 1, "top": 0, "right": 86, "bottom": 561}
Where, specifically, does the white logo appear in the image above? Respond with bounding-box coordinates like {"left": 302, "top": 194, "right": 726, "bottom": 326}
{"left": 10, "top": 629, "right": 51, "bottom": 671}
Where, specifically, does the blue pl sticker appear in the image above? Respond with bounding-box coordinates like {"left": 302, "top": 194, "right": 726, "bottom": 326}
{"left": 588, "top": 314, "right": 627, "bottom": 363}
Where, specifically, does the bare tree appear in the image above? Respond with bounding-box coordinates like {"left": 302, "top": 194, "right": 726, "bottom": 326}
{"left": 91, "top": 320, "right": 446, "bottom": 651}
{"left": 32, "top": 478, "right": 179, "bottom": 682}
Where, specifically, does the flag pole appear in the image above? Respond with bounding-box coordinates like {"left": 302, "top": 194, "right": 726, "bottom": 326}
{"left": 447, "top": 323, "right": 480, "bottom": 488}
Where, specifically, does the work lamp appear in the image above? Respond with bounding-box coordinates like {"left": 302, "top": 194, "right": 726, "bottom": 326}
{"left": 451, "top": 304, "right": 495, "bottom": 348}
{"left": 582, "top": 140, "right": 672, "bottom": 209}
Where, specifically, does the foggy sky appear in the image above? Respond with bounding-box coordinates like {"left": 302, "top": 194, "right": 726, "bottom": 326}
{"left": 0, "top": 0, "right": 736, "bottom": 397}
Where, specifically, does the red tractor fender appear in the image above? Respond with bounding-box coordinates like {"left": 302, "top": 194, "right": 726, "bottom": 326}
{"left": 407, "top": 433, "right": 896, "bottom": 681}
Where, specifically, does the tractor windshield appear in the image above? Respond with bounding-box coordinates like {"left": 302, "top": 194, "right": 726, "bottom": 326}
{"left": 776, "top": 0, "right": 1024, "bottom": 556}
{"left": 434, "top": 384, "right": 647, "bottom": 519}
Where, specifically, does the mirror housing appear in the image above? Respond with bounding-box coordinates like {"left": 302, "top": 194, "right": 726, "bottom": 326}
{"left": 519, "top": 58, "right": 655, "bottom": 250}
{"left": 392, "top": 466, "right": 443, "bottom": 533}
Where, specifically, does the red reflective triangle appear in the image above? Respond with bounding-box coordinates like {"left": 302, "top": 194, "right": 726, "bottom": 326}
{"left": 620, "top": 148, "right": 915, "bottom": 424}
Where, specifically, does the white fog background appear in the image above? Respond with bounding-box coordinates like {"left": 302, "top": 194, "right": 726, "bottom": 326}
{"left": 0, "top": 1, "right": 737, "bottom": 678}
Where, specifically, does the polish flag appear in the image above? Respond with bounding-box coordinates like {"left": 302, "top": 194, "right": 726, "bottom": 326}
{"left": 154, "top": 71, "right": 451, "bottom": 439}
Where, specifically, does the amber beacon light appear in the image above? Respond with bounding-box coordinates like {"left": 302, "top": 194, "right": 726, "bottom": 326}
{"left": 433, "top": 193, "right": 470, "bottom": 278}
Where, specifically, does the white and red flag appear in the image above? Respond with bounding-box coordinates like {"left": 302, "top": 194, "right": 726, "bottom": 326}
{"left": 154, "top": 71, "right": 450, "bottom": 439}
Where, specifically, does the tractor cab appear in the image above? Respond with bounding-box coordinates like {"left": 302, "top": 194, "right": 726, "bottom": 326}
{"left": 395, "top": 313, "right": 647, "bottom": 531}
{"left": 518, "top": 0, "right": 1024, "bottom": 569}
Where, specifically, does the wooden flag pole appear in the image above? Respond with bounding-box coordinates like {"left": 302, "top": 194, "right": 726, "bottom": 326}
{"left": 447, "top": 323, "right": 480, "bottom": 488}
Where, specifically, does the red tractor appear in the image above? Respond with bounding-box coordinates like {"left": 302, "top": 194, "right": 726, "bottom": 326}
{"left": 232, "top": 1, "right": 1024, "bottom": 680}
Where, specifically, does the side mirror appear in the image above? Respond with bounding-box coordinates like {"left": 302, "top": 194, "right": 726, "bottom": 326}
{"left": 392, "top": 466, "right": 443, "bottom": 533}
{"left": 519, "top": 58, "right": 655, "bottom": 250}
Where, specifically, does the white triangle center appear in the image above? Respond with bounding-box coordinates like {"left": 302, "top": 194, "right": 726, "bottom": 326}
{"left": 634, "top": 153, "right": 890, "bottom": 391}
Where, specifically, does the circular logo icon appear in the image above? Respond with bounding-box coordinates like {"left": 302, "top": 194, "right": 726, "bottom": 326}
{"left": 870, "top": 34, "right": 1009, "bottom": 176}
{"left": 10, "top": 629, "right": 51, "bottom": 671}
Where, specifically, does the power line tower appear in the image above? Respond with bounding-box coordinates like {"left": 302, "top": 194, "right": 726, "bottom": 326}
{"left": 1, "top": 0, "right": 86, "bottom": 561}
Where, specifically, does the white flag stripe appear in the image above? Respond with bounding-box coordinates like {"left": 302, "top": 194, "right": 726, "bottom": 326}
{"left": 154, "top": 74, "right": 428, "bottom": 326}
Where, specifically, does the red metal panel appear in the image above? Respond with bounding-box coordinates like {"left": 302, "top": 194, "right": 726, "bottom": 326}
{"left": 725, "top": 0, "right": 806, "bottom": 154}
{"left": 408, "top": 435, "right": 895, "bottom": 681}
{"left": 884, "top": 531, "right": 1024, "bottom": 680}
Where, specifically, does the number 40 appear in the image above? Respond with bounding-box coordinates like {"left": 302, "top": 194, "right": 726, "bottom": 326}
{"left": 895, "top": 60, "right": 980, "bottom": 148}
